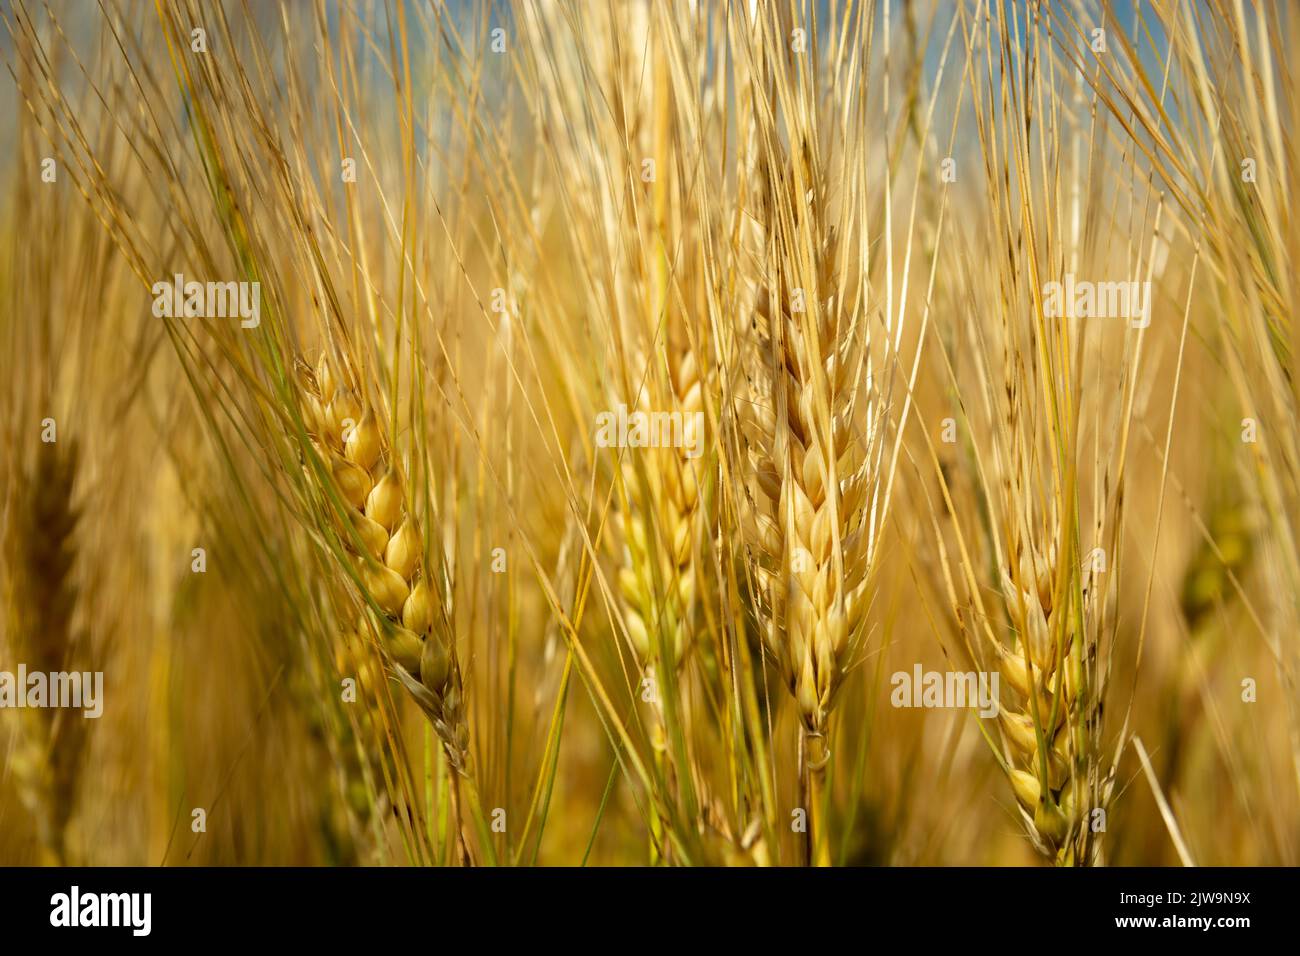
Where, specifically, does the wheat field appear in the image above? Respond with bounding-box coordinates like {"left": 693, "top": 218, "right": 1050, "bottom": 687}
{"left": 0, "top": 0, "right": 1296, "bottom": 867}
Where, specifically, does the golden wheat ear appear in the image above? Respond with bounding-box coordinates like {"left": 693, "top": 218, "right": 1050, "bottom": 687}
{"left": 297, "top": 353, "right": 470, "bottom": 773}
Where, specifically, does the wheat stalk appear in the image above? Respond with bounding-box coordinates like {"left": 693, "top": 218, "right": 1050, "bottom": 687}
{"left": 296, "top": 353, "right": 469, "bottom": 775}
{"left": 723, "top": 0, "right": 912, "bottom": 866}
{"left": 736, "top": 151, "right": 875, "bottom": 865}
{"left": 615, "top": 368, "right": 705, "bottom": 670}
{"left": 609, "top": 19, "right": 707, "bottom": 737}
{"left": 995, "top": 535, "right": 1092, "bottom": 862}
{"left": 4, "top": 439, "right": 88, "bottom": 865}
